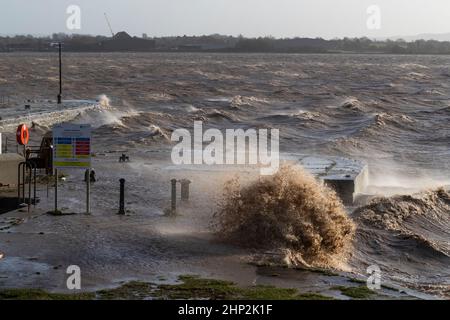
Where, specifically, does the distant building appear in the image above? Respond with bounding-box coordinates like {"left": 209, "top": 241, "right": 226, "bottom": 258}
{"left": 98, "top": 31, "right": 156, "bottom": 51}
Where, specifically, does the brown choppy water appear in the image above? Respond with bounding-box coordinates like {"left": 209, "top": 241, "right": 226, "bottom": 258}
{"left": 0, "top": 52, "right": 449, "bottom": 298}
{"left": 352, "top": 189, "right": 450, "bottom": 298}
{"left": 2, "top": 53, "right": 449, "bottom": 177}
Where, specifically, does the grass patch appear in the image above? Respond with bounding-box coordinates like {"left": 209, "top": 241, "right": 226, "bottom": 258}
{"left": 332, "top": 285, "right": 375, "bottom": 299}
{"left": 154, "top": 275, "right": 237, "bottom": 300}
{"left": 0, "top": 289, "right": 94, "bottom": 300}
{"left": 297, "top": 293, "right": 335, "bottom": 300}
{"left": 0, "top": 275, "right": 335, "bottom": 300}
{"left": 97, "top": 281, "right": 155, "bottom": 300}
{"left": 237, "top": 285, "right": 300, "bottom": 300}
{"left": 154, "top": 275, "right": 333, "bottom": 300}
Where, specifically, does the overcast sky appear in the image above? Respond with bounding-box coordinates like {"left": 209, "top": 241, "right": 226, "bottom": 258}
{"left": 1, "top": 0, "right": 450, "bottom": 38}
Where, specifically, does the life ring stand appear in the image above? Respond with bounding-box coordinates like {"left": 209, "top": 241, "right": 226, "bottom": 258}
{"left": 16, "top": 124, "right": 30, "bottom": 146}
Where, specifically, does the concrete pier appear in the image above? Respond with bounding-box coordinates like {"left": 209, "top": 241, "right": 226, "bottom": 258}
{"left": 298, "top": 156, "right": 369, "bottom": 205}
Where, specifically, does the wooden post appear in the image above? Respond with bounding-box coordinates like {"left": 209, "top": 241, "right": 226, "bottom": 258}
{"left": 171, "top": 179, "right": 177, "bottom": 213}
{"left": 180, "top": 179, "right": 191, "bottom": 202}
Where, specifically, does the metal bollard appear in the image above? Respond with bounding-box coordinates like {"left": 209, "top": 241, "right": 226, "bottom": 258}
{"left": 119, "top": 178, "right": 125, "bottom": 215}
{"left": 180, "top": 179, "right": 192, "bottom": 202}
{"left": 171, "top": 179, "right": 177, "bottom": 213}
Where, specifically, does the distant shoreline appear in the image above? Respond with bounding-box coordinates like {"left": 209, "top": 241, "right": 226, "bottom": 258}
{"left": 3, "top": 32, "right": 450, "bottom": 55}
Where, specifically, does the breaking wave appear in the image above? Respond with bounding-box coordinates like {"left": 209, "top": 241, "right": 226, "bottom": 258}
{"left": 213, "top": 165, "right": 355, "bottom": 269}
{"left": 354, "top": 188, "right": 450, "bottom": 258}
{"left": 339, "top": 97, "right": 367, "bottom": 112}
{"left": 230, "top": 95, "right": 268, "bottom": 109}
{"left": 97, "top": 94, "right": 111, "bottom": 107}
{"left": 351, "top": 188, "right": 450, "bottom": 298}
{"left": 71, "top": 98, "right": 138, "bottom": 129}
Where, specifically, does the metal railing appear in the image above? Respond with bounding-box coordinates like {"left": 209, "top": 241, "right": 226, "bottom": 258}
{"left": 17, "top": 161, "right": 37, "bottom": 213}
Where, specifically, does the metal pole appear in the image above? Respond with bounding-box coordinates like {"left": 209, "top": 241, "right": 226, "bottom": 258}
{"left": 17, "top": 163, "right": 22, "bottom": 206}
{"left": 171, "top": 179, "right": 177, "bottom": 213}
{"left": 86, "top": 169, "right": 90, "bottom": 214}
{"left": 27, "top": 164, "right": 31, "bottom": 213}
{"left": 22, "top": 163, "right": 25, "bottom": 204}
{"left": 30, "top": 162, "right": 36, "bottom": 207}
{"left": 34, "top": 167, "right": 36, "bottom": 205}
{"left": 54, "top": 168, "right": 58, "bottom": 213}
{"left": 119, "top": 178, "right": 125, "bottom": 215}
{"left": 57, "top": 43, "right": 62, "bottom": 104}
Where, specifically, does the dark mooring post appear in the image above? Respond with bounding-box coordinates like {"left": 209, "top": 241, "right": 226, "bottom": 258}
{"left": 119, "top": 178, "right": 125, "bottom": 215}
{"left": 57, "top": 42, "right": 62, "bottom": 104}
{"left": 171, "top": 179, "right": 177, "bottom": 213}
{"left": 180, "top": 179, "right": 191, "bottom": 202}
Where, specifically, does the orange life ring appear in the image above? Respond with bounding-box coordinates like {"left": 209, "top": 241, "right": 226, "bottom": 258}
{"left": 16, "top": 124, "right": 29, "bottom": 145}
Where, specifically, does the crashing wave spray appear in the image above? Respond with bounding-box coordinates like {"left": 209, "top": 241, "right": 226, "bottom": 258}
{"left": 213, "top": 165, "right": 355, "bottom": 268}
{"left": 97, "top": 94, "right": 111, "bottom": 107}
{"left": 72, "top": 95, "right": 141, "bottom": 128}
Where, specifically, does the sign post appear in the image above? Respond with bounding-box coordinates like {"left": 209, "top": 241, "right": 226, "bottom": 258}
{"left": 54, "top": 168, "right": 58, "bottom": 213}
{"left": 53, "top": 124, "right": 92, "bottom": 214}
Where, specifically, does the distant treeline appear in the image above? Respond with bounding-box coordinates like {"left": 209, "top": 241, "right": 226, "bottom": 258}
{"left": 2, "top": 33, "right": 450, "bottom": 54}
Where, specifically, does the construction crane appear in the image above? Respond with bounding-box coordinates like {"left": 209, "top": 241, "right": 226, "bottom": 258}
{"left": 104, "top": 13, "right": 115, "bottom": 37}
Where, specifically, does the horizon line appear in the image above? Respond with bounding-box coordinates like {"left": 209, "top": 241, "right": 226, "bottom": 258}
{"left": 2, "top": 31, "right": 450, "bottom": 42}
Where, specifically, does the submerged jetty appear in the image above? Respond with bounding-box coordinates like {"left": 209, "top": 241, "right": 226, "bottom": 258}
{"left": 0, "top": 100, "right": 102, "bottom": 131}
